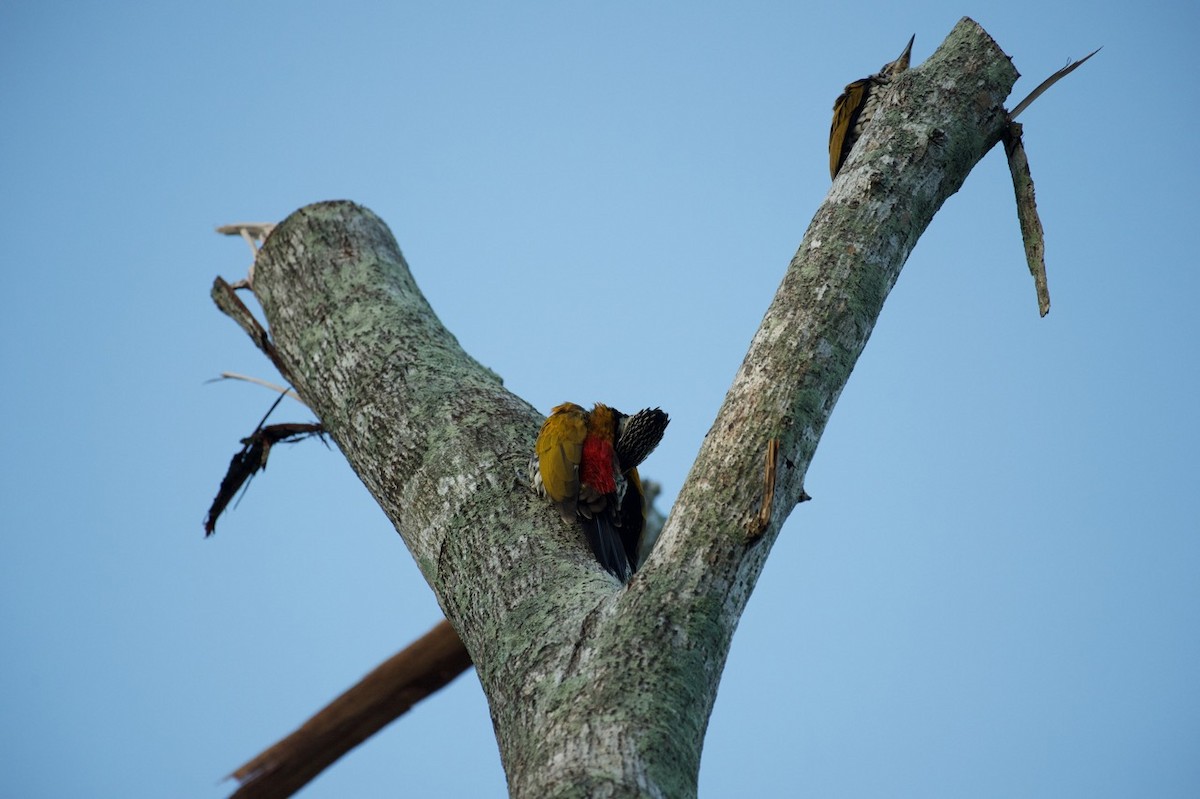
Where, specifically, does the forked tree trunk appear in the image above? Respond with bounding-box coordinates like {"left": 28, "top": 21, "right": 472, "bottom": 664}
{"left": 243, "top": 18, "right": 1018, "bottom": 797}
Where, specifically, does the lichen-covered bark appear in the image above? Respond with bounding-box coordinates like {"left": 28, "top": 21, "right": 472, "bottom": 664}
{"left": 245, "top": 17, "right": 1018, "bottom": 798}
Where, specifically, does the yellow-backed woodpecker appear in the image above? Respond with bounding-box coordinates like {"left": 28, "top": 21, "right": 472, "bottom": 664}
{"left": 829, "top": 35, "right": 915, "bottom": 178}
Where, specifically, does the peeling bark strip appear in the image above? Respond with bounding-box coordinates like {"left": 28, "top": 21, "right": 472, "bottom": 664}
{"left": 213, "top": 17, "right": 1089, "bottom": 798}
{"left": 999, "top": 47, "right": 1100, "bottom": 317}
{"left": 747, "top": 438, "right": 780, "bottom": 540}
{"left": 1003, "top": 123, "right": 1051, "bottom": 317}
{"left": 211, "top": 277, "right": 293, "bottom": 383}
{"left": 1001, "top": 46, "right": 1099, "bottom": 317}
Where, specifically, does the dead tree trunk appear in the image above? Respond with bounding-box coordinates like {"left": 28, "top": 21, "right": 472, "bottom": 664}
{"left": 227, "top": 17, "right": 1025, "bottom": 797}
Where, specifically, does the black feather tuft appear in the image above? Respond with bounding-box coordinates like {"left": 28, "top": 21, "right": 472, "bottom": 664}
{"left": 615, "top": 408, "right": 669, "bottom": 472}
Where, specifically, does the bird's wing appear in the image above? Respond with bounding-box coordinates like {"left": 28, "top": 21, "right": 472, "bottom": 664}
{"left": 535, "top": 406, "right": 587, "bottom": 521}
{"left": 829, "top": 79, "right": 868, "bottom": 178}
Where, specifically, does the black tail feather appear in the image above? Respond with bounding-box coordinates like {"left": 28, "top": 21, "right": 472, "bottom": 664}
{"left": 584, "top": 514, "right": 632, "bottom": 582}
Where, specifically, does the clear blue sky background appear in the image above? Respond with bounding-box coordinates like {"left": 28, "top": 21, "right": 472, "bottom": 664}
{"left": 2, "top": 2, "right": 1196, "bottom": 797}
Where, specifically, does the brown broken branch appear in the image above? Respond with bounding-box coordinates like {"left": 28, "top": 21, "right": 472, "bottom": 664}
{"left": 228, "top": 619, "right": 473, "bottom": 799}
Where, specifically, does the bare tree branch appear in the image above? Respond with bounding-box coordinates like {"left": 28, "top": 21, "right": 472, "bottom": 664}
{"left": 229, "top": 620, "right": 471, "bottom": 799}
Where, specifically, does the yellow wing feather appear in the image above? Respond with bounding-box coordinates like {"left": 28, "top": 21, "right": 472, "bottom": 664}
{"left": 829, "top": 79, "right": 868, "bottom": 179}
{"left": 535, "top": 403, "right": 588, "bottom": 520}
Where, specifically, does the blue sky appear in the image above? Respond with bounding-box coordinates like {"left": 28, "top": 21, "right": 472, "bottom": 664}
{"left": 2, "top": 2, "right": 1197, "bottom": 797}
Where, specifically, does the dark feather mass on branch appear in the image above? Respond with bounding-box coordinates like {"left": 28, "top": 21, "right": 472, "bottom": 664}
{"left": 205, "top": 421, "right": 326, "bottom": 536}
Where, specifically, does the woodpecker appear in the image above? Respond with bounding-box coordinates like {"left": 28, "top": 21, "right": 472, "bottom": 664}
{"left": 532, "top": 403, "right": 668, "bottom": 581}
{"left": 829, "top": 35, "right": 915, "bottom": 179}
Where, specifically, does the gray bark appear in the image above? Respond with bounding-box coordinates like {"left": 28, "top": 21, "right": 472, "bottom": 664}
{"left": 247, "top": 17, "right": 1018, "bottom": 798}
